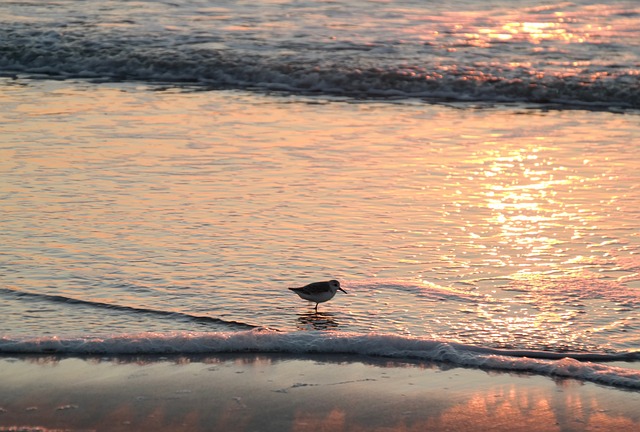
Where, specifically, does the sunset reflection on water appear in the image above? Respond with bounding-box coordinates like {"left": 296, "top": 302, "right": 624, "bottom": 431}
{"left": 417, "top": 111, "right": 638, "bottom": 351}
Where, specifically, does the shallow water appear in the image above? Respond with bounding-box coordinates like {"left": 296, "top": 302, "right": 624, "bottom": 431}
{"left": 1, "top": 79, "right": 638, "bottom": 356}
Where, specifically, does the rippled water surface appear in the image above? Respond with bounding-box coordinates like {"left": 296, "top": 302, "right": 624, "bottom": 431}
{"left": 1, "top": 79, "right": 638, "bottom": 354}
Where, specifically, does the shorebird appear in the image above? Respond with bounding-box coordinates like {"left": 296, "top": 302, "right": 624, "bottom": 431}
{"left": 288, "top": 280, "right": 347, "bottom": 312}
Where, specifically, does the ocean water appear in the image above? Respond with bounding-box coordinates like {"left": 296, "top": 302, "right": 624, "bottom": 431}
{"left": 1, "top": 0, "right": 639, "bottom": 390}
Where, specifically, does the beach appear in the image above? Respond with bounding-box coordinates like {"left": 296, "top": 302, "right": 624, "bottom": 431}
{"left": 1, "top": 355, "right": 639, "bottom": 432}
{"left": 2, "top": 0, "right": 639, "bottom": 430}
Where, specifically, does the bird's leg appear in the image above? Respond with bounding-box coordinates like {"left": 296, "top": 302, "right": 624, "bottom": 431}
{"left": 314, "top": 303, "right": 319, "bottom": 313}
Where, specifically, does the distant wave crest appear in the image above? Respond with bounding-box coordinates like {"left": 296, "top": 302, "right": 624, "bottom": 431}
{"left": 1, "top": 330, "right": 639, "bottom": 390}
{"left": 1, "top": 29, "right": 638, "bottom": 110}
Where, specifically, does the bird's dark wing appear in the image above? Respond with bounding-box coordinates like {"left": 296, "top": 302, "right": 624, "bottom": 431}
{"left": 289, "top": 281, "right": 330, "bottom": 295}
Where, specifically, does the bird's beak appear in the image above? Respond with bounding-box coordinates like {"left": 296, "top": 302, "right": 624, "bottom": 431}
{"left": 339, "top": 288, "right": 347, "bottom": 294}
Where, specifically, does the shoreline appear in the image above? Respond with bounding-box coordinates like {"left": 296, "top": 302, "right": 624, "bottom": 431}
{"left": 1, "top": 354, "right": 639, "bottom": 431}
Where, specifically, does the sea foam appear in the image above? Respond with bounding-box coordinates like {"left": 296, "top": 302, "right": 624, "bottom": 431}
{"left": 1, "top": 330, "right": 639, "bottom": 390}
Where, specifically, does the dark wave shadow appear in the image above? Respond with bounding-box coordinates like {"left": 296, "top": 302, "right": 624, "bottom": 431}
{"left": 0, "top": 287, "right": 257, "bottom": 330}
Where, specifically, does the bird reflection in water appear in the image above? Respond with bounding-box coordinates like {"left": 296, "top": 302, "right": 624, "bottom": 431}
{"left": 296, "top": 312, "right": 340, "bottom": 330}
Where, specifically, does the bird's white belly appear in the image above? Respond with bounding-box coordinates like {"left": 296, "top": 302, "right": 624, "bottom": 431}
{"left": 298, "top": 291, "right": 335, "bottom": 303}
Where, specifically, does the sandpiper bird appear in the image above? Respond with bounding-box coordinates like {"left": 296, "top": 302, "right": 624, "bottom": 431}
{"left": 288, "top": 280, "right": 347, "bottom": 312}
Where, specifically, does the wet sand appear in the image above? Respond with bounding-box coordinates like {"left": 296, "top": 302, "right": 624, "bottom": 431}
{"left": 1, "top": 355, "right": 639, "bottom": 431}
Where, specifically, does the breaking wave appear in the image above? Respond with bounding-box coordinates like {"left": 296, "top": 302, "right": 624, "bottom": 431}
{"left": 1, "top": 330, "right": 639, "bottom": 390}
{"left": 1, "top": 28, "right": 638, "bottom": 110}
